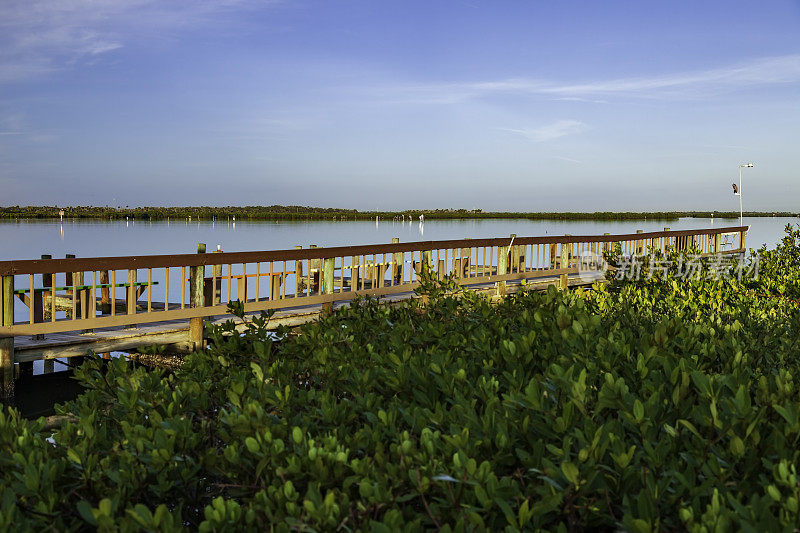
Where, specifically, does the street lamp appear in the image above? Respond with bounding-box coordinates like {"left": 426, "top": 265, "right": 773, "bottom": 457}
{"left": 736, "top": 163, "right": 754, "bottom": 226}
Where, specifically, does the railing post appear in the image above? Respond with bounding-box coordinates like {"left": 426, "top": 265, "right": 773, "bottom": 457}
{"left": 1, "top": 275, "right": 14, "bottom": 401}
{"left": 560, "top": 241, "right": 570, "bottom": 289}
{"left": 509, "top": 234, "right": 517, "bottom": 273}
{"left": 392, "top": 238, "right": 403, "bottom": 284}
{"left": 602, "top": 233, "right": 610, "bottom": 254}
{"left": 713, "top": 233, "right": 721, "bottom": 254}
{"left": 100, "top": 270, "right": 111, "bottom": 314}
{"left": 419, "top": 250, "right": 433, "bottom": 304}
{"left": 498, "top": 245, "right": 508, "bottom": 275}
{"left": 636, "top": 229, "right": 643, "bottom": 255}
{"left": 740, "top": 228, "right": 747, "bottom": 252}
{"left": 497, "top": 244, "right": 508, "bottom": 296}
{"left": 293, "top": 245, "right": 304, "bottom": 296}
{"left": 421, "top": 250, "right": 433, "bottom": 276}
{"left": 664, "top": 227, "right": 671, "bottom": 250}
{"left": 126, "top": 268, "right": 137, "bottom": 329}
{"left": 309, "top": 245, "right": 320, "bottom": 293}
{"left": 321, "top": 257, "right": 335, "bottom": 314}
{"left": 323, "top": 257, "right": 335, "bottom": 294}
{"left": 189, "top": 243, "right": 206, "bottom": 350}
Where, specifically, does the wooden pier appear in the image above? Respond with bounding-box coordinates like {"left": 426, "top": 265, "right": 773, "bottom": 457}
{"left": 0, "top": 226, "right": 747, "bottom": 399}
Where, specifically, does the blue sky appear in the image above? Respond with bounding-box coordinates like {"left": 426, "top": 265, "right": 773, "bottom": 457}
{"left": 1, "top": 0, "right": 799, "bottom": 211}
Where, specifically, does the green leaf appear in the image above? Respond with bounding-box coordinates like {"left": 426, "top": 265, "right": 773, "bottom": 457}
{"left": 633, "top": 399, "right": 644, "bottom": 422}
{"left": 245, "top": 437, "right": 259, "bottom": 453}
{"left": 76, "top": 501, "right": 97, "bottom": 526}
{"left": 561, "top": 462, "right": 579, "bottom": 486}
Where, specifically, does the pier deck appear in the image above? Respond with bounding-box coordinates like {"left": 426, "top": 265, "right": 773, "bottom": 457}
{"left": 1, "top": 226, "right": 748, "bottom": 398}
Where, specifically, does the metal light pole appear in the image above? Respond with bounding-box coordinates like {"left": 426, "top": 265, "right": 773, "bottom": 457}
{"left": 737, "top": 163, "right": 754, "bottom": 226}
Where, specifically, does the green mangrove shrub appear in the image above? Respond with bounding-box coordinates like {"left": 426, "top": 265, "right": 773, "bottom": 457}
{"left": 0, "top": 227, "right": 800, "bottom": 531}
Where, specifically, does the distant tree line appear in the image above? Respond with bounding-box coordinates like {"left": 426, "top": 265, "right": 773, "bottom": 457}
{"left": 0, "top": 205, "right": 796, "bottom": 221}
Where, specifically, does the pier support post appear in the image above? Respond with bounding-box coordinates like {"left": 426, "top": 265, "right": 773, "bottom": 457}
{"left": 497, "top": 244, "right": 508, "bottom": 296}
{"left": 189, "top": 243, "right": 206, "bottom": 351}
{"left": 460, "top": 244, "right": 471, "bottom": 278}
{"left": 321, "top": 257, "right": 335, "bottom": 314}
{"left": 422, "top": 250, "right": 432, "bottom": 276}
{"left": 498, "top": 245, "right": 508, "bottom": 275}
{"left": 1, "top": 275, "right": 15, "bottom": 401}
{"left": 560, "top": 242, "right": 570, "bottom": 289}
{"left": 419, "top": 250, "right": 433, "bottom": 304}
{"left": 392, "top": 238, "right": 403, "bottom": 285}
{"left": 309, "top": 245, "right": 320, "bottom": 293}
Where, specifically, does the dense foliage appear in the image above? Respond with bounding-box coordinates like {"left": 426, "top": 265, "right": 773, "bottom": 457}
{"left": 1, "top": 227, "right": 800, "bottom": 531}
{"left": 1, "top": 204, "right": 796, "bottom": 221}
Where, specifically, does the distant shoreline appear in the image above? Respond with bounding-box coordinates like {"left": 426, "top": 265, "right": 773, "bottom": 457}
{"left": 0, "top": 205, "right": 796, "bottom": 221}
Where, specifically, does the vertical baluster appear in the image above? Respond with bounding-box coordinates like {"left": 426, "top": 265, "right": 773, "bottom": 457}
{"left": 91, "top": 271, "right": 97, "bottom": 319}
{"left": 255, "top": 262, "right": 261, "bottom": 302}
{"left": 282, "top": 261, "right": 287, "bottom": 299}
{"left": 227, "top": 264, "right": 232, "bottom": 302}
{"left": 306, "top": 258, "right": 312, "bottom": 296}
{"left": 111, "top": 270, "right": 117, "bottom": 316}
{"left": 28, "top": 275, "right": 34, "bottom": 325}
{"left": 267, "top": 260, "right": 273, "bottom": 300}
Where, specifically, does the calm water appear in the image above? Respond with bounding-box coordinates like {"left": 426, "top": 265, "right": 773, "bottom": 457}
{"left": 1, "top": 216, "right": 796, "bottom": 261}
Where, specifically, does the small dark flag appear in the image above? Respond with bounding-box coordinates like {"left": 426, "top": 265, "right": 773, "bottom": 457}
{"left": 732, "top": 183, "right": 739, "bottom": 194}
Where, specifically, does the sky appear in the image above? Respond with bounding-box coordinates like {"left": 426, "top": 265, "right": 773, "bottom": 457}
{"left": 1, "top": 0, "right": 799, "bottom": 212}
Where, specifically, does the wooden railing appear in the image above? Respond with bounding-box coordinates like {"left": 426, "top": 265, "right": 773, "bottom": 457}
{"left": 0, "top": 226, "right": 747, "bottom": 348}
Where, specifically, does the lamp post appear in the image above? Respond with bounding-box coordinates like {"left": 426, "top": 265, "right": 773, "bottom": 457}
{"left": 737, "top": 163, "right": 754, "bottom": 227}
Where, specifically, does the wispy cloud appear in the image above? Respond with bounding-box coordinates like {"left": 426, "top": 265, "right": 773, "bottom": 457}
{"left": 378, "top": 55, "right": 800, "bottom": 104}
{"left": 0, "top": 0, "right": 273, "bottom": 83}
{"left": 499, "top": 120, "right": 587, "bottom": 142}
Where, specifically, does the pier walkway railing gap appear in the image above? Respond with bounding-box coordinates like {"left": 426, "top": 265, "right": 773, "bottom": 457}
{"left": 0, "top": 226, "right": 747, "bottom": 395}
